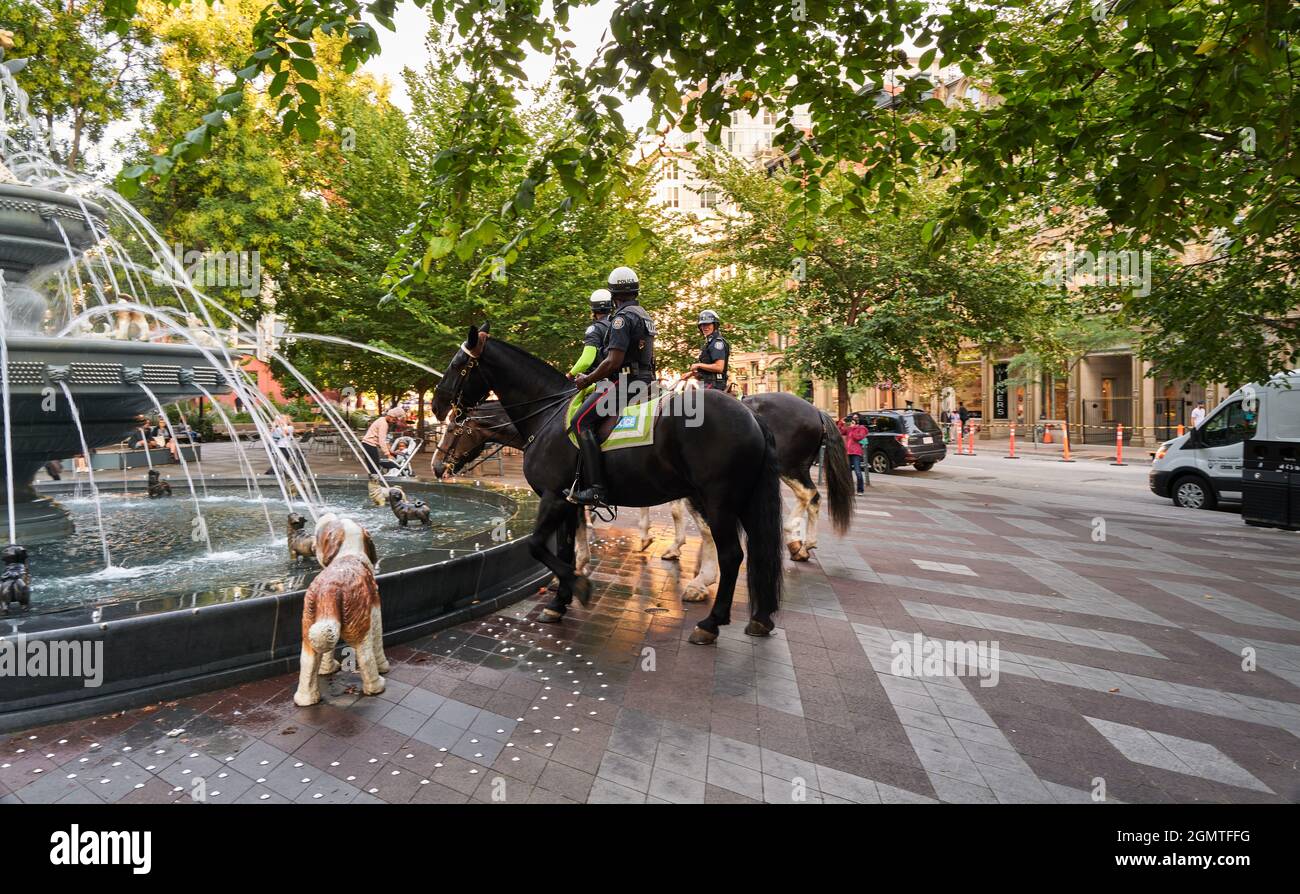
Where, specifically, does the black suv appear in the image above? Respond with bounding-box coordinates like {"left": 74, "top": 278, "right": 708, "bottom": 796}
{"left": 855, "top": 410, "right": 947, "bottom": 474}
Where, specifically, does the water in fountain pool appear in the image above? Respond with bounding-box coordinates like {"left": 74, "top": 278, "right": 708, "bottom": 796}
{"left": 25, "top": 483, "right": 503, "bottom": 612}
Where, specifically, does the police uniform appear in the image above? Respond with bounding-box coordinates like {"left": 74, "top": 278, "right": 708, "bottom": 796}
{"left": 603, "top": 301, "right": 656, "bottom": 388}
{"left": 567, "top": 268, "right": 654, "bottom": 506}
{"left": 584, "top": 317, "right": 610, "bottom": 370}
{"left": 697, "top": 332, "right": 729, "bottom": 390}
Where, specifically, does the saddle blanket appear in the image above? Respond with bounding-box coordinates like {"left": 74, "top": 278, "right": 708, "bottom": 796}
{"left": 565, "top": 387, "right": 663, "bottom": 451}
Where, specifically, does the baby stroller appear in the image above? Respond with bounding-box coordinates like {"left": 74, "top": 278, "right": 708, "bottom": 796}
{"left": 388, "top": 435, "right": 423, "bottom": 479}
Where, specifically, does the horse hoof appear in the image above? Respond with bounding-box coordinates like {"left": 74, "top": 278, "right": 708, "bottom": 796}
{"left": 662, "top": 549, "right": 680, "bottom": 561}
{"left": 744, "top": 619, "right": 774, "bottom": 637}
{"left": 681, "top": 586, "right": 709, "bottom": 603}
{"left": 786, "top": 540, "right": 803, "bottom": 560}
{"left": 572, "top": 576, "right": 592, "bottom": 607}
{"left": 688, "top": 626, "right": 717, "bottom": 645}
{"left": 793, "top": 547, "right": 811, "bottom": 562}
{"left": 639, "top": 538, "right": 654, "bottom": 551}
{"left": 547, "top": 578, "right": 559, "bottom": 592}
{"left": 539, "top": 608, "right": 564, "bottom": 623}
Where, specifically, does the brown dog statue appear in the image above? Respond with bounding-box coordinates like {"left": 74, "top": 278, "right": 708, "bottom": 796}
{"left": 293, "top": 513, "right": 389, "bottom": 707}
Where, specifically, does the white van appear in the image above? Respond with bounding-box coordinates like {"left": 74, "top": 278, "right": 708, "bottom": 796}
{"left": 1150, "top": 372, "right": 1300, "bottom": 510}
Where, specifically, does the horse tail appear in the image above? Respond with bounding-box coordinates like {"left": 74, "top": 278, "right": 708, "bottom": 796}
{"left": 740, "top": 416, "right": 783, "bottom": 620}
{"left": 819, "top": 411, "right": 854, "bottom": 535}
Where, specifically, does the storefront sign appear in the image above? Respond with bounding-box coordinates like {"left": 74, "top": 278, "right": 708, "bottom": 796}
{"left": 993, "top": 363, "right": 1009, "bottom": 419}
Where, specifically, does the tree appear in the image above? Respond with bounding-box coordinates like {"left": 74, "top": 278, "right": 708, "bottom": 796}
{"left": 1, "top": 0, "right": 157, "bottom": 172}
{"left": 702, "top": 155, "right": 1052, "bottom": 417}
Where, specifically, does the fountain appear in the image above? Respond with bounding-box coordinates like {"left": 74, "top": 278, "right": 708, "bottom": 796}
{"left": 0, "top": 41, "right": 547, "bottom": 731}
{"left": 0, "top": 181, "right": 229, "bottom": 542}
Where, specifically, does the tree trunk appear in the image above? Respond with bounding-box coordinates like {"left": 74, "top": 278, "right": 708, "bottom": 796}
{"left": 836, "top": 368, "right": 850, "bottom": 420}
{"left": 417, "top": 389, "right": 427, "bottom": 441}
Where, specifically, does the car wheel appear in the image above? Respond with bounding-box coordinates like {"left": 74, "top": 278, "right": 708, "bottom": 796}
{"left": 913, "top": 460, "right": 935, "bottom": 472}
{"left": 869, "top": 451, "right": 893, "bottom": 475}
{"left": 1172, "top": 475, "right": 1217, "bottom": 510}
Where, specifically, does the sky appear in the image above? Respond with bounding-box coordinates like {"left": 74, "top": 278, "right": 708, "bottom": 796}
{"left": 362, "top": 0, "right": 652, "bottom": 128}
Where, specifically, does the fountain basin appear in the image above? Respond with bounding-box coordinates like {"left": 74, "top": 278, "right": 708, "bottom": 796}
{"left": 0, "top": 478, "right": 547, "bottom": 732}
{"left": 2, "top": 335, "right": 233, "bottom": 542}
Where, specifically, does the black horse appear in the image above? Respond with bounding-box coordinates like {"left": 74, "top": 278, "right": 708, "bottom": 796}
{"left": 433, "top": 391, "right": 853, "bottom": 561}
{"left": 431, "top": 325, "right": 783, "bottom": 644}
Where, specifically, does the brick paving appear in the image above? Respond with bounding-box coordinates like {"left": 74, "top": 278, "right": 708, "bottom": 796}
{"left": 4, "top": 460, "right": 1299, "bottom": 804}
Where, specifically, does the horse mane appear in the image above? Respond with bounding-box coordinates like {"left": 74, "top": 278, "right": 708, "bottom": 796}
{"left": 486, "top": 338, "right": 572, "bottom": 391}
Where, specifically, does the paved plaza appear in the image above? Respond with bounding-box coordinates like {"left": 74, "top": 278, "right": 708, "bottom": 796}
{"left": 3, "top": 445, "right": 1298, "bottom": 804}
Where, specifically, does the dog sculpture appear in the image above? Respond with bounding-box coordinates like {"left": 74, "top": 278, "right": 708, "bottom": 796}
{"left": 292, "top": 513, "right": 388, "bottom": 707}
{"left": 367, "top": 474, "right": 390, "bottom": 508}
{"left": 147, "top": 469, "right": 172, "bottom": 498}
{"left": 287, "top": 512, "right": 316, "bottom": 564}
{"left": 0, "top": 545, "right": 31, "bottom": 609}
{"left": 387, "top": 487, "right": 431, "bottom": 527}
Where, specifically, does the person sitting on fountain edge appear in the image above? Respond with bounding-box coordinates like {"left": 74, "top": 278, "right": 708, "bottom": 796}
{"left": 683, "top": 309, "right": 730, "bottom": 392}
{"left": 567, "top": 267, "right": 657, "bottom": 507}
{"left": 568, "top": 288, "right": 613, "bottom": 380}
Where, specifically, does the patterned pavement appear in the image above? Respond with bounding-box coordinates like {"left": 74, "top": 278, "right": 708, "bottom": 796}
{"left": 3, "top": 471, "right": 1298, "bottom": 804}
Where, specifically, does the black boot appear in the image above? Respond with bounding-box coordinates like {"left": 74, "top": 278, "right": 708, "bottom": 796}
{"left": 566, "top": 428, "right": 608, "bottom": 506}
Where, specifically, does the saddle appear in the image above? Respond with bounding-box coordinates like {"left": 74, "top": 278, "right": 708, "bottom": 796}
{"left": 565, "top": 387, "right": 662, "bottom": 451}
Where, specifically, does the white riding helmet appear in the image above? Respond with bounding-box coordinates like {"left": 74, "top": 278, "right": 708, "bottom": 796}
{"left": 608, "top": 266, "right": 639, "bottom": 297}
{"left": 589, "top": 288, "right": 613, "bottom": 313}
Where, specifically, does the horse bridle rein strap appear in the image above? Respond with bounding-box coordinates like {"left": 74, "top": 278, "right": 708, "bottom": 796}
{"left": 445, "top": 340, "right": 575, "bottom": 444}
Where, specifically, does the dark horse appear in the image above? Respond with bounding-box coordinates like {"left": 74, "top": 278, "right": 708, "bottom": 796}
{"left": 433, "top": 391, "right": 853, "bottom": 561}
{"left": 432, "top": 325, "right": 784, "bottom": 644}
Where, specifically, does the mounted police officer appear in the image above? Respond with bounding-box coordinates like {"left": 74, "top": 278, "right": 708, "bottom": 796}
{"left": 687, "top": 309, "right": 730, "bottom": 391}
{"left": 567, "top": 288, "right": 612, "bottom": 379}
{"left": 566, "top": 267, "right": 657, "bottom": 506}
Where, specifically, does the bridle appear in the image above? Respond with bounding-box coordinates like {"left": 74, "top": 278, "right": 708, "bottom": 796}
{"left": 433, "top": 339, "right": 577, "bottom": 471}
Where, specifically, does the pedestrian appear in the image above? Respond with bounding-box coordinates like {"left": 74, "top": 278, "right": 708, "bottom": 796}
{"left": 1190, "top": 401, "right": 1207, "bottom": 428}
{"left": 838, "top": 415, "right": 868, "bottom": 494}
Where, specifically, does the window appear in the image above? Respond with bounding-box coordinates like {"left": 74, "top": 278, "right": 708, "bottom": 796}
{"left": 1100, "top": 377, "right": 1115, "bottom": 422}
{"left": 666, "top": 186, "right": 680, "bottom": 208}
{"left": 1200, "top": 401, "right": 1258, "bottom": 448}
{"left": 663, "top": 158, "right": 679, "bottom": 180}
{"left": 763, "top": 110, "right": 775, "bottom": 126}
{"left": 699, "top": 188, "right": 719, "bottom": 209}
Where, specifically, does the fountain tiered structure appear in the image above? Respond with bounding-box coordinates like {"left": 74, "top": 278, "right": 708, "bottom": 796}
{"left": 0, "top": 175, "right": 230, "bottom": 542}
{"left": 0, "top": 40, "right": 546, "bottom": 731}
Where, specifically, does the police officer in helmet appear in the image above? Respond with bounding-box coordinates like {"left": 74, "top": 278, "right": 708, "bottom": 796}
{"left": 568, "top": 288, "right": 613, "bottom": 379}
{"left": 567, "top": 267, "right": 657, "bottom": 506}
{"left": 685, "top": 309, "right": 730, "bottom": 391}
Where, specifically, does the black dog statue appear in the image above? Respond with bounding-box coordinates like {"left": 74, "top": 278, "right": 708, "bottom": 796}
{"left": 147, "top": 469, "right": 173, "bottom": 498}
{"left": 388, "top": 487, "right": 431, "bottom": 527}
{"left": 287, "top": 512, "right": 317, "bottom": 563}
{"left": 1, "top": 545, "right": 31, "bottom": 609}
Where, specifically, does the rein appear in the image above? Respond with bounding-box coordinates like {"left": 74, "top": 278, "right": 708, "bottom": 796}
{"left": 434, "top": 341, "right": 575, "bottom": 472}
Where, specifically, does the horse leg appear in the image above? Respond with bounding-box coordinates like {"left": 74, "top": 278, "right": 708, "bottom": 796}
{"left": 781, "top": 476, "right": 805, "bottom": 560}
{"left": 638, "top": 507, "right": 653, "bottom": 551}
{"left": 574, "top": 509, "right": 590, "bottom": 576}
{"left": 785, "top": 474, "right": 818, "bottom": 561}
{"left": 662, "top": 499, "right": 686, "bottom": 560}
{"left": 530, "top": 495, "right": 585, "bottom": 622}
{"left": 798, "top": 469, "right": 822, "bottom": 559}
{"left": 681, "top": 503, "right": 718, "bottom": 603}
{"left": 688, "top": 508, "right": 742, "bottom": 645}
